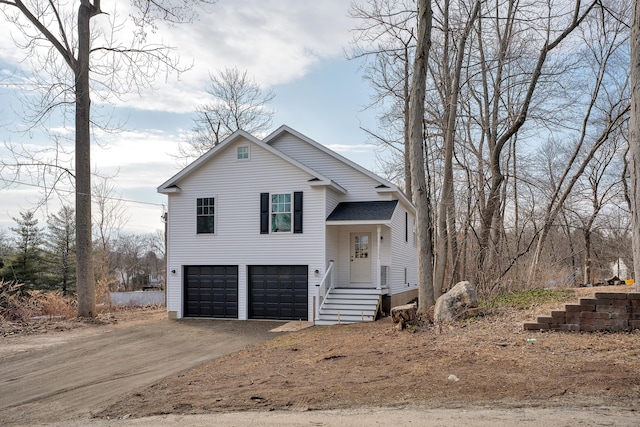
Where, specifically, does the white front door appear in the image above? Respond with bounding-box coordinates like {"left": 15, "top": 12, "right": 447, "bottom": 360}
{"left": 350, "top": 233, "right": 372, "bottom": 283}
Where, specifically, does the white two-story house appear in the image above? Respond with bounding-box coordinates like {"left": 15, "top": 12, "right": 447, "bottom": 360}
{"left": 158, "top": 125, "right": 418, "bottom": 324}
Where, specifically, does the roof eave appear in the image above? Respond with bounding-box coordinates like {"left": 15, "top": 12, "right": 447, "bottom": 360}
{"left": 326, "top": 220, "right": 392, "bottom": 226}
{"left": 158, "top": 185, "right": 181, "bottom": 194}
{"left": 308, "top": 179, "right": 347, "bottom": 194}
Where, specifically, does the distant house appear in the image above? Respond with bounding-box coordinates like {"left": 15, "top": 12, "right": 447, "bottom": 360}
{"left": 610, "top": 258, "right": 628, "bottom": 281}
{"left": 157, "top": 125, "right": 418, "bottom": 324}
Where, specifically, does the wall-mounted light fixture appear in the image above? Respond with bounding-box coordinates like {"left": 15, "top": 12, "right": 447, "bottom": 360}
{"left": 171, "top": 269, "right": 176, "bottom": 274}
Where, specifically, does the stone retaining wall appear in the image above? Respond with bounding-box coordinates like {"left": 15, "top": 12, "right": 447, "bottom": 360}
{"left": 524, "top": 292, "right": 640, "bottom": 332}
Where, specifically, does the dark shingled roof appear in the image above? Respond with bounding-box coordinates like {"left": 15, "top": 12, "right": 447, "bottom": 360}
{"left": 326, "top": 200, "right": 398, "bottom": 222}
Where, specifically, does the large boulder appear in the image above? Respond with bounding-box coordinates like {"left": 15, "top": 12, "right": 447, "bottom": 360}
{"left": 434, "top": 281, "right": 478, "bottom": 323}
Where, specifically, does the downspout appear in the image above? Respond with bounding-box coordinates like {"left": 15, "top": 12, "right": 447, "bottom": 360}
{"left": 377, "top": 225, "right": 382, "bottom": 290}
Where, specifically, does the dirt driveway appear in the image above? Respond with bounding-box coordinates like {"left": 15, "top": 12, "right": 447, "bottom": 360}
{"left": 0, "top": 310, "right": 284, "bottom": 427}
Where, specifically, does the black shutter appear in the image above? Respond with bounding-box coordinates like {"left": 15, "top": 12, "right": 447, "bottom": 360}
{"left": 260, "top": 193, "right": 269, "bottom": 234}
{"left": 405, "top": 211, "right": 408, "bottom": 242}
{"left": 293, "top": 191, "right": 303, "bottom": 234}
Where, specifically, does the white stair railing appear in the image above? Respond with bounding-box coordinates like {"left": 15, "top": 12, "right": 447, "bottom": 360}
{"left": 315, "top": 260, "right": 334, "bottom": 321}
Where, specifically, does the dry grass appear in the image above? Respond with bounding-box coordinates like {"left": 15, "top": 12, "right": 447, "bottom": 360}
{"left": 1, "top": 280, "right": 77, "bottom": 322}
{"left": 99, "top": 285, "right": 640, "bottom": 419}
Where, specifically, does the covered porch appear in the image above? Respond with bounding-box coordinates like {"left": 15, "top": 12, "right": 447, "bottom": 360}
{"left": 315, "top": 201, "right": 397, "bottom": 325}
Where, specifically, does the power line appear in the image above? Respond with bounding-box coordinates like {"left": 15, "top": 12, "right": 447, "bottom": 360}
{"left": 0, "top": 179, "right": 166, "bottom": 208}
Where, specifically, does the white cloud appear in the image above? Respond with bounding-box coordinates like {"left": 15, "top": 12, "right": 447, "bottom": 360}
{"left": 107, "top": 0, "right": 354, "bottom": 112}
{"left": 1, "top": 1, "right": 354, "bottom": 114}
{"left": 0, "top": 1, "right": 380, "bottom": 235}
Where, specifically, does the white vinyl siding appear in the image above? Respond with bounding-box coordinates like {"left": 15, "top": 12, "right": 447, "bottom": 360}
{"left": 163, "top": 130, "right": 419, "bottom": 318}
{"left": 325, "top": 188, "right": 341, "bottom": 217}
{"left": 389, "top": 203, "right": 418, "bottom": 294}
{"left": 165, "top": 136, "right": 325, "bottom": 318}
{"left": 269, "top": 134, "right": 383, "bottom": 201}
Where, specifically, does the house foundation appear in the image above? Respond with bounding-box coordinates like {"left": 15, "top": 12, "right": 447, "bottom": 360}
{"left": 382, "top": 288, "right": 418, "bottom": 315}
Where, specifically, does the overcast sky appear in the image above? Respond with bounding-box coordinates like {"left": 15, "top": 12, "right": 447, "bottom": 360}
{"left": 0, "top": 0, "right": 385, "bottom": 236}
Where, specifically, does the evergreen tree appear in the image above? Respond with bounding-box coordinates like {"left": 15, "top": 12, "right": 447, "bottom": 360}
{"left": 0, "top": 229, "right": 12, "bottom": 270}
{"left": 44, "top": 206, "right": 76, "bottom": 295}
{"left": 1, "top": 211, "right": 45, "bottom": 290}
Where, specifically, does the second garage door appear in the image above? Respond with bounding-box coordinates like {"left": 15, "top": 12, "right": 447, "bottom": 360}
{"left": 248, "top": 265, "right": 308, "bottom": 320}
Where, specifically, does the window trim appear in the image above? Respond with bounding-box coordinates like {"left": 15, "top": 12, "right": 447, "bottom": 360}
{"left": 196, "top": 197, "right": 216, "bottom": 234}
{"left": 270, "top": 193, "right": 292, "bottom": 233}
{"left": 237, "top": 145, "right": 250, "bottom": 160}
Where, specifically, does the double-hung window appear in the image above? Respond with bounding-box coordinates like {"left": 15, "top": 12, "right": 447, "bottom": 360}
{"left": 260, "top": 192, "right": 303, "bottom": 234}
{"left": 196, "top": 197, "right": 215, "bottom": 234}
{"left": 270, "top": 193, "right": 291, "bottom": 233}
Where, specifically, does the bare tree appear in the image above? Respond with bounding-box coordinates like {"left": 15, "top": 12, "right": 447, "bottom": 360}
{"left": 469, "top": 1, "right": 599, "bottom": 285}
{"left": 631, "top": 0, "right": 640, "bottom": 290}
{"left": 349, "top": 0, "right": 416, "bottom": 199}
{"left": 408, "top": 0, "right": 435, "bottom": 314}
{"left": 93, "top": 176, "right": 129, "bottom": 295}
{"left": 431, "top": 0, "right": 481, "bottom": 296}
{"left": 0, "top": 0, "right": 215, "bottom": 316}
{"left": 176, "top": 67, "right": 275, "bottom": 164}
{"left": 526, "top": 2, "right": 630, "bottom": 285}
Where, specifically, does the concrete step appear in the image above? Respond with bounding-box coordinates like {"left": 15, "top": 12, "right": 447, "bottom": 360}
{"left": 323, "top": 297, "right": 379, "bottom": 305}
{"left": 331, "top": 287, "right": 381, "bottom": 295}
{"left": 316, "top": 314, "right": 376, "bottom": 324}
{"left": 316, "top": 287, "right": 381, "bottom": 325}
{"left": 320, "top": 307, "right": 376, "bottom": 317}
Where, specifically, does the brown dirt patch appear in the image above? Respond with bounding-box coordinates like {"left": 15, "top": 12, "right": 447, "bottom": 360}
{"left": 0, "top": 305, "right": 165, "bottom": 337}
{"left": 99, "top": 286, "right": 640, "bottom": 419}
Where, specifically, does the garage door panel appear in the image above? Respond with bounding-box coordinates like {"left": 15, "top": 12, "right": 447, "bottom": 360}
{"left": 184, "top": 265, "right": 238, "bottom": 318}
{"left": 249, "top": 265, "right": 308, "bottom": 321}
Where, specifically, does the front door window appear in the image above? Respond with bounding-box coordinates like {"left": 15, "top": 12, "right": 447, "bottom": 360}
{"left": 350, "top": 233, "right": 372, "bottom": 283}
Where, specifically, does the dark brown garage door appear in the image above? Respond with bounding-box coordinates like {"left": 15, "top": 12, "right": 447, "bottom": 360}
{"left": 248, "top": 265, "right": 308, "bottom": 320}
{"left": 184, "top": 265, "right": 238, "bottom": 318}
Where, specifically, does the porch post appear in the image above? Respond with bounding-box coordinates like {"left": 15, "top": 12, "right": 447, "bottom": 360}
{"left": 377, "top": 225, "right": 381, "bottom": 290}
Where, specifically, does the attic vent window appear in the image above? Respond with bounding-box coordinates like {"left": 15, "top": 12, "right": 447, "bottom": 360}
{"left": 237, "top": 146, "right": 249, "bottom": 160}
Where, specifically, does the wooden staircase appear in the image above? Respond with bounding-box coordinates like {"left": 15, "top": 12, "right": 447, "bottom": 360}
{"left": 315, "top": 287, "right": 381, "bottom": 325}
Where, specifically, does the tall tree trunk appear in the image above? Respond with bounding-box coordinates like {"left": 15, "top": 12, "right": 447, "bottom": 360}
{"left": 75, "top": 0, "right": 96, "bottom": 317}
{"left": 631, "top": 0, "right": 640, "bottom": 292}
{"left": 409, "top": 0, "right": 435, "bottom": 314}
{"left": 434, "top": 0, "right": 481, "bottom": 294}
{"left": 403, "top": 44, "right": 412, "bottom": 201}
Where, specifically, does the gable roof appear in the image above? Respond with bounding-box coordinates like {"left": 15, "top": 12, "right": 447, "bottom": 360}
{"left": 264, "top": 125, "right": 414, "bottom": 212}
{"left": 326, "top": 201, "right": 399, "bottom": 223}
{"left": 157, "top": 129, "right": 346, "bottom": 194}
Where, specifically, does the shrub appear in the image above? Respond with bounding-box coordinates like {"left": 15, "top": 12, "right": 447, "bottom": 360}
{"left": 1, "top": 280, "right": 76, "bottom": 322}
{"left": 29, "top": 290, "right": 77, "bottom": 319}
{"left": 0, "top": 280, "right": 35, "bottom": 322}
